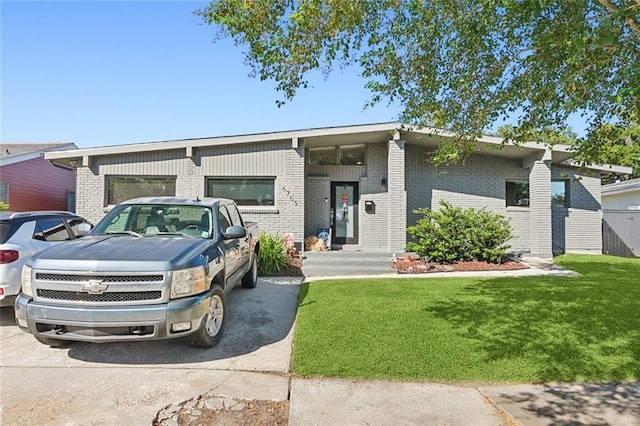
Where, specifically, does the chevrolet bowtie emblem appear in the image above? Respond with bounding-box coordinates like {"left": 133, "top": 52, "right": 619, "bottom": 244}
{"left": 82, "top": 280, "right": 109, "bottom": 294}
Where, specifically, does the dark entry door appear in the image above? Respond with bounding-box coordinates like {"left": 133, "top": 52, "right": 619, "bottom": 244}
{"left": 331, "top": 182, "right": 359, "bottom": 245}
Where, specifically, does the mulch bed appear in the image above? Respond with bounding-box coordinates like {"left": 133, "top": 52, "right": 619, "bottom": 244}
{"left": 392, "top": 257, "right": 528, "bottom": 274}
{"left": 265, "top": 256, "right": 305, "bottom": 277}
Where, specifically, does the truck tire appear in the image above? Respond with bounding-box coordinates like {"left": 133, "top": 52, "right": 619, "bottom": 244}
{"left": 189, "top": 286, "right": 226, "bottom": 348}
{"left": 33, "top": 335, "right": 70, "bottom": 348}
{"left": 241, "top": 255, "right": 258, "bottom": 289}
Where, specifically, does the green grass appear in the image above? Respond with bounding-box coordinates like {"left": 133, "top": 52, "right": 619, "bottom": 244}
{"left": 292, "top": 254, "right": 640, "bottom": 382}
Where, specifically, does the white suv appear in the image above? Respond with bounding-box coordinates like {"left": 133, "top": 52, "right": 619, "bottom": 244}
{"left": 0, "top": 211, "right": 92, "bottom": 307}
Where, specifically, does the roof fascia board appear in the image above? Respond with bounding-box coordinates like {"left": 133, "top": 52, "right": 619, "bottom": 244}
{"left": 1, "top": 144, "right": 76, "bottom": 166}
{"left": 43, "top": 123, "right": 405, "bottom": 160}
{"left": 406, "top": 125, "right": 552, "bottom": 152}
{"left": 0, "top": 151, "right": 43, "bottom": 166}
{"left": 40, "top": 122, "right": 584, "bottom": 163}
{"left": 561, "top": 159, "right": 633, "bottom": 175}
{"left": 602, "top": 179, "right": 640, "bottom": 194}
{"left": 602, "top": 184, "right": 640, "bottom": 195}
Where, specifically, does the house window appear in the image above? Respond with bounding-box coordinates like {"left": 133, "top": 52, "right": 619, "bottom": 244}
{"left": 207, "top": 178, "right": 275, "bottom": 206}
{"left": 106, "top": 176, "right": 176, "bottom": 206}
{"left": 308, "top": 147, "right": 336, "bottom": 165}
{"left": 552, "top": 180, "right": 570, "bottom": 207}
{"left": 339, "top": 144, "right": 366, "bottom": 165}
{"left": 506, "top": 181, "right": 530, "bottom": 207}
{"left": 307, "top": 145, "right": 366, "bottom": 165}
{"left": 0, "top": 182, "right": 8, "bottom": 203}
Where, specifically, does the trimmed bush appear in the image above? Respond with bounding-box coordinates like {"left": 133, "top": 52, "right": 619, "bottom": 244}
{"left": 405, "top": 200, "right": 513, "bottom": 263}
{"left": 258, "top": 232, "right": 290, "bottom": 275}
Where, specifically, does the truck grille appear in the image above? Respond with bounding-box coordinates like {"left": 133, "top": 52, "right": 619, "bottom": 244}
{"left": 37, "top": 289, "right": 162, "bottom": 302}
{"left": 35, "top": 273, "right": 164, "bottom": 283}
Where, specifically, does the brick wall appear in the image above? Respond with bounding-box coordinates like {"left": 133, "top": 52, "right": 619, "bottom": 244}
{"left": 176, "top": 157, "right": 202, "bottom": 198}
{"left": 551, "top": 166, "right": 602, "bottom": 254}
{"left": 75, "top": 142, "right": 306, "bottom": 246}
{"left": 73, "top": 138, "right": 602, "bottom": 255}
{"left": 358, "top": 143, "right": 389, "bottom": 250}
{"left": 304, "top": 177, "right": 330, "bottom": 238}
{"left": 387, "top": 139, "right": 407, "bottom": 252}
{"left": 76, "top": 162, "right": 105, "bottom": 224}
{"left": 405, "top": 145, "right": 531, "bottom": 252}
{"left": 242, "top": 143, "right": 305, "bottom": 243}
{"left": 529, "top": 160, "right": 553, "bottom": 258}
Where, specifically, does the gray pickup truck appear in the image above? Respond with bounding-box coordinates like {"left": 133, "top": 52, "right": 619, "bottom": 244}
{"left": 15, "top": 197, "right": 260, "bottom": 348}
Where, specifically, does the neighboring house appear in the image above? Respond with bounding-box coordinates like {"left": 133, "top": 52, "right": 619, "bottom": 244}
{"left": 44, "top": 123, "right": 632, "bottom": 258}
{"left": 602, "top": 178, "right": 640, "bottom": 210}
{"left": 0, "top": 143, "right": 78, "bottom": 212}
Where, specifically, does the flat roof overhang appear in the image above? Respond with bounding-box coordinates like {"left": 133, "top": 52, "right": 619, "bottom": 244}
{"left": 43, "top": 122, "right": 609, "bottom": 168}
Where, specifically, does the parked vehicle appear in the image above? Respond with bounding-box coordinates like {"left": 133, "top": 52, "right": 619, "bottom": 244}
{"left": 0, "top": 211, "right": 91, "bottom": 307}
{"left": 15, "top": 197, "right": 260, "bottom": 348}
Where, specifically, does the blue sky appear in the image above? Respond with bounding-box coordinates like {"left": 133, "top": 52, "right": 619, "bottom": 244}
{"left": 2, "top": 1, "right": 588, "bottom": 149}
{"left": 1, "top": 0, "right": 403, "bottom": 148}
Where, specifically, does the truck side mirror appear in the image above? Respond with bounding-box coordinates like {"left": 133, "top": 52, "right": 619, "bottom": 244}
{"left": 76, "top": 222, "right": 93, "bottom": 237}
{"left": 222, "top": 226, "right": 246, "bottom": 240}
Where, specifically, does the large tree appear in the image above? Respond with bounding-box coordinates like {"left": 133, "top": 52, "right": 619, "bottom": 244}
{"left": 196, "top": 1, "right": 640, "bottom": 166}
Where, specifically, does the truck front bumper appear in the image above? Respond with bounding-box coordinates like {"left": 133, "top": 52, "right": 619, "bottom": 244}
{"left": 15, "top": 292, "right": 210, "bottom": 343}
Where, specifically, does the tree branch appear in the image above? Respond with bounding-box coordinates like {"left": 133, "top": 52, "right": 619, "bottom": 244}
{"left": 596, "top": 0, "right": 640, "bottom": 33}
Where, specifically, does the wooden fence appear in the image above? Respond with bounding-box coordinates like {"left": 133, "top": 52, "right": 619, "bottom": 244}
{"left": 602, "top": 210, "right": 640, "bottom": 258}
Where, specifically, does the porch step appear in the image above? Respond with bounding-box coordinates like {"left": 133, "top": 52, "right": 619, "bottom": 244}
{"left": 301, "top": 251, "right": 398, "bottom": 277}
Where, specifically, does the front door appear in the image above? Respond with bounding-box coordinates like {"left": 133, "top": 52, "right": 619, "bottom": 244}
{"left": 331, "top": 182, "right": 359, "bottom": 245}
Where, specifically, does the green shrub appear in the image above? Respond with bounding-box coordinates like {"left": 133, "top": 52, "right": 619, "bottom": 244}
{"left": 405, "top": 200, "right": 513, "bottom": 263}
{"left": 0, "top": 202, "right": 9, "bottom": 212}
{"left": 258, "top": 232, "right": 289, "bottom": 275}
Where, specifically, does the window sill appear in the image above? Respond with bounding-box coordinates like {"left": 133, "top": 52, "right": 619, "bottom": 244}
{"left": 506, "top": 206, "right": 530, "bottom": 211}
{"left": 238, "top": 206, "right": 280, "bottom": 214}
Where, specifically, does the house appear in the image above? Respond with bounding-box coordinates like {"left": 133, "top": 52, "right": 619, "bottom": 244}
{"left": 0, "top": 143, "right": 78, "bottom": 212}
{"left": 43, "top": 123, "right": 632, "bottom": 258}
{"left": 602, "top": 178, "right": 640, "bottom": 210}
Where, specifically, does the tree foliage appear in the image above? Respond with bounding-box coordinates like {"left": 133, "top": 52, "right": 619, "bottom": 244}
{"left": 196, "top": 1, "right": 640, "bottom": 166}
{"left": 573, "top": 115, "right": 640, "bottom": 178}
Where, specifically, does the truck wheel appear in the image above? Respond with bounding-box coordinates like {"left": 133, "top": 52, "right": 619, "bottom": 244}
{"left": 189, "top": 286, "right": 226, "bottom": 348}
{"left": 241, "top": 255, "right": 258, "bottom": 289}
{"left": 33, "top": 335, "right": 70, "bottom": 348}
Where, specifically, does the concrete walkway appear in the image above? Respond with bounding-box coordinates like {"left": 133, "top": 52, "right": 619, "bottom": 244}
{"left": 302, "top": 250, "right": 579, "bottom": 281}
{"left": 289, "top": 378, "right": 640, "bottom": 425}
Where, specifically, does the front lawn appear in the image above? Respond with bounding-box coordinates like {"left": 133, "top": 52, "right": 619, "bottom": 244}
{"left": 292, "top": 254, "right": 640, "bottom": 382}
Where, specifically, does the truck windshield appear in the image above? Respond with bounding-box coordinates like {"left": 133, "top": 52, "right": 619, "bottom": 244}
{"left": 92, "top": 204, "right": 214, "bottom": 238}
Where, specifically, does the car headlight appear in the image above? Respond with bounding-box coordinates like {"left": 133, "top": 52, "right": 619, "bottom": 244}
{"left": 22, "top": 265, "right": 33, "bottom": 297}
{"left": 170, "top": 266, "right": 206, "bottom": 299}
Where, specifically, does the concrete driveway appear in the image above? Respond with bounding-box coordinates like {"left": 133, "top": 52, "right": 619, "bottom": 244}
{"left": 0, "top": 277, "right": 301, "bottom": 425}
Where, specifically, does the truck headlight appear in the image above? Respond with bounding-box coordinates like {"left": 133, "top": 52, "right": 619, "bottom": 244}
{"left": 170, "top": 266, "right": 206, "bottom": 299}
{"left": 22, "top": 265, "right": 33, "bottom": 297}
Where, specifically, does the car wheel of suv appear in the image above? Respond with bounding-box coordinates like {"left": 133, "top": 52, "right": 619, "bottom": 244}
{"left": 241, "top": 255, "right": 258, "bottom": 289}
{"left": 189, "top": 285, "right": 226, "bottom": 348}
{"left": 33, "top": 335, "right": 70, "bottom": 348}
